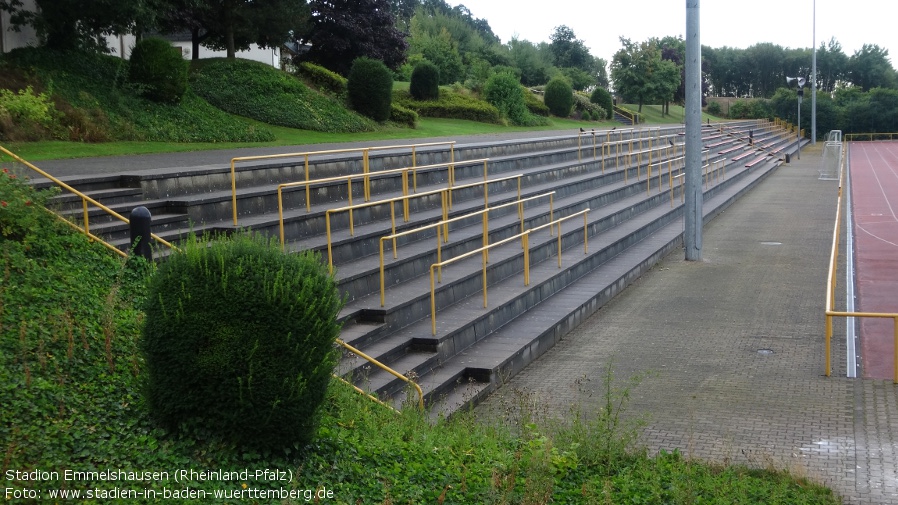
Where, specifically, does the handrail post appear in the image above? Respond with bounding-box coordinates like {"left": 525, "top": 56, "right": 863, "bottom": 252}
{"left": 482, "top": 213, "right": 489, "bottom": 263}
{"left": 326, "top": 211, "right": 334, "bottom": 274}
{"left": 304, "top": 154, "right": 311, "bottom": 212}
{"left": 278, "top": 187, "right": 286, "bottom": 249}
{"left": 363, "top": 149, "right": 371, "bottom": 201}
{"left": 430, "top": 267, "right": 437, "bottom": 335}
{"left": 482, "top": 242, "right": 488, "bottom": 308}
{"left": 437, "top": 226, "right": 443, "bottom": 282}
{"left": 523, "top": 232, "right": 530, "bottom": 285}
{"left": 380, "top": 239, "right": 386, "bottom": 307}
{"left": 583, "top": 212, "right": 589, "bottom": 254}
{"left": 82, "top": 199, "right": 90, "bottom": 235}
{"left": 231, "top": 159, "right": 239, "bottom": 226}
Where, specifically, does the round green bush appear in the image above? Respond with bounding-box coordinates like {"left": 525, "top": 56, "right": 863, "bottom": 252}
{"left": 706, "top": 101, "right": 722, "bottom": 116}
{"left": 581, "top": 111, "right": 591, "bottom": 121}
{"left": 410, "top": 60, "right": 440, "bottom": 100}
{"left": 141, "top": 232, "right": 344, "bottom": 451}
{"left": 128, "top": 38, "right": 188, "bottom": 104}
{"left": 590, "top": 87, "right": 614, "bottom": 120}
{"left": 484, "top": 72, "right": 529, "bottom": 125}
{"left": 347, "top": 57, "right": 394, "bottom": 122}
{"left": 544, "top": 77, "right": 574, "bottom": 117}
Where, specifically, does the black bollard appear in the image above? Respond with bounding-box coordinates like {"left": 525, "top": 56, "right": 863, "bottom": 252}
{"left": 129, "top": 206, "right": 153, "bottom": 262}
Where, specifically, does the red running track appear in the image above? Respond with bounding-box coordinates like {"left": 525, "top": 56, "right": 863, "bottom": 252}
{"left": 850, "top": 142, "right": 898, "bottom": 379}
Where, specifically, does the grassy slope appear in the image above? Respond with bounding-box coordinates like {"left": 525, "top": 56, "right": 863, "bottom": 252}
{"left": 0, "top": 167, "right": 841, "bottom": 504}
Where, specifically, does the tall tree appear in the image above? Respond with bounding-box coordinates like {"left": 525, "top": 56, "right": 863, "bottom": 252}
{"left": 155, "top": 0, "right": 310, "bottom": 60}
{"left": 303, "top": 0, "right": 407, "bottom": 76}
{"left": 611, "top": 37, "right": 665, "bottom": 112}
{"left": 549, "top": 25, "right": 591, "bottom": 72}
{"left": 816, "top": 38, "right": 848, "bottom": 93}
{"left": 848, "top": 44, "right": 897, "bottom": 91}
{"left": 0, "top": 0, "right": 152, "bottom": 51}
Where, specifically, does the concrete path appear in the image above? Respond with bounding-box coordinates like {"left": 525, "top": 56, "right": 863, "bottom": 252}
{"left": 475, "top": 144, "right": 898, "bottom": 505}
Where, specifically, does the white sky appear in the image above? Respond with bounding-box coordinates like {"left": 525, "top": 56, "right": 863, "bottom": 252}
{"left": 456, "top": 0, "right": 895, "bottom": 65}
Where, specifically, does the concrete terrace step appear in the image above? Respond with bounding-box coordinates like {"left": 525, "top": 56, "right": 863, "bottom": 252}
{"left": 335, "top": 154, "right": 775, "bottom": 407}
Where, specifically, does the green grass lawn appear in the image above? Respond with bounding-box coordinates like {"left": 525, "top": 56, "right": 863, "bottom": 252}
{"left": 2, "top": 116, "right": 618, "bottom": 161}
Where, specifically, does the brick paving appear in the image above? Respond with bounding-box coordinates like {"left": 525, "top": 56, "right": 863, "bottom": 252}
{"left": 475, "top": 144, "right": 898, "bottom": 505}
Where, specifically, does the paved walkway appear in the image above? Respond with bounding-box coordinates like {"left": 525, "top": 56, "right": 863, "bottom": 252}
{"left": 475, "top": 144, "right": 898, "bottom": 505}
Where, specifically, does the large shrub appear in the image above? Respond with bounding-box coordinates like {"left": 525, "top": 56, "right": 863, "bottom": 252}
{"left": 544, "top": 77, "right": 574, "bottom": 117}
{"left": 128, "top": 38, "right": 187, "bottom": 104}
{"left": 590, "top": 87, "right": 614, "bottom": 120}
{"left": 141, "top": 232, "right": 344, "bottom": 451}
{"left": 347, "top": 57, "right": 394, "bottom": 122}
{"left": 409, "top": 60, "right": 440, "bottom": 100}
{"left": 483, "top": 72, "right": 550, "bottom": 127}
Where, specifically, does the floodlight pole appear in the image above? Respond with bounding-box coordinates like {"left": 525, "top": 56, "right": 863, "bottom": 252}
{"left": 684, "top": 0, "right": 702, "bottom": 261}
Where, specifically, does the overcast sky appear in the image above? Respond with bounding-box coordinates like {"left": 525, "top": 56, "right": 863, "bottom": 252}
{"left": 456, "top": 0, "right": 894, "bottom": 65}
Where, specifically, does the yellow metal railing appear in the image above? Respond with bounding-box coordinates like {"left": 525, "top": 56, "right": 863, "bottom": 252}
{"left": 428, "top": 209, "right": 590, "bottom": 335}
{"left": 230, "top": 141, "right": 456, "bottom": 226}
{"left": 336, "top": 339, "right": 424, "bottom": 410}
{"left": 379, "top": 192, "right": 556, "bottom": 307}
{"left": 324, "top": 174, "right": 523, "bottom": 272}
{"left": 613, "top": 105, "right": 638, "bottom": 125}
{"left": 824, "top": 141, "right": 898, "bottom": 383}
{"left": 277, "top": 158, "right": 489, "bottom": 248}
{"left": 0, "top": 146, "right": 176, "bottom": 256}
{"left": 845, "top": 133, "right": 898, "bottom": 142}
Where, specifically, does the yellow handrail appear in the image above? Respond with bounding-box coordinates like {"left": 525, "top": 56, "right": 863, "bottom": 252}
{"left": 845, "top": 133, "right": 898, "bottom": 142}
{"left": 378, "top": 191, "right": 556, "bottom": 307}
{"left": 823, "top": 141, "right": 898, "bottom": 383}
{"left": 336, "top": 338, "right": 424, "bottom": 410}
{"left": 0, "top": 146, "right": 176, "bottom": 254}
{"left": 230, "top": 141, "right": 456, "bottom": 226}
{"left": 428, "top": 209, "right": 590, "bottom": 335}
{"left": 324, "top": 174, "right": 523, "bottom": 273}
{"left": 277, "top": 158, "right": 489, "bottom": 248}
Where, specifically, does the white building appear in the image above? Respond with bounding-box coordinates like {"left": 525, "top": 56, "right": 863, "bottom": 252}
{"left": 1, "top": 1, "right": 280, "bottom": 67}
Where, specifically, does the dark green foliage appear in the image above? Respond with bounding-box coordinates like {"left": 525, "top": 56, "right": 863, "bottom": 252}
{"left": 128, "top": 38, "right": 188, "bottom": 104}
{"left": 706, "top": 101, "right": 722, "bottom": 116}
{"left": 523, "top": 89, "right": 550, "bottom": 116}
{"left": 2, "top": 47, "right": 273, "bottom": 142}
{"left": 581, "top": 111, "right": 591, "bottom": 121}
{"left": 573, "top": 92, "right": 605, "bottom": 121}
{"left": 544, "top": 77, "right": 574, "bottom": 117}
{"left": 347, "top": 57, "right": 394, "bottom": 122}
{"left": 141, "top": 232, "right": 344, "bottom": 451}
{"left": 409, "top": 60, "right": 440, "bottom": 100}
{"left": 483, "top": 72, "right": 550, "bottom": 127}
{"left": 393, "top": 88, "right": 502, "bottom": 123}
{"left": 390, "top": 102, "right": 418, "bottom": 127}
{"left": 191, "top": 58, "right": 375, "bottom": 132}
{"left": 297, "top": 61, "right": 348, "bottom": 98}
{"left": 590, "top": 87, "right": 614, "bottom": 119}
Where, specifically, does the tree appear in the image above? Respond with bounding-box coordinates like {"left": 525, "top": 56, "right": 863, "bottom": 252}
{"left": 848, "top": 44, "right": 897, "bottom": 91}
{"left": 816, "top": 38, "right": 848, "bottom": 93}
{"left": 549, "top": 25, "right": 591, "bottom": 71}
{"left": 611, "top": 37, "right": 660, "bottom": 112}
{"left": 154, "top": 0, "right": 310, "bottom": 60}
{"left": 303, "top": 0, "right": 408, "bottom": 76}
{"left": 0, "top": 0, "right": 152, "bottom": 51}
{"left": 507, "top": 37, "right": 552, "bottom": 86}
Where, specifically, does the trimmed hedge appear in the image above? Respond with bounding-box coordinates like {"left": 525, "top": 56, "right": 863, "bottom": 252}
{"left": 544, "top": 77, "right": 574, "bottom": 117}
{"left": 394, "top": 89, "right": 502, "bottom": 124}
{"left": 409, "top": 60, "right": 440, "bottom": 100}
{"left": 297, "top": 61, "right": 347, "bottom": 98}
{"left": 128, "top": 38, "right": 188, "bottom": 104}
{"left": 141, "top": 232, "right": 344, "bottom": 451}
{"left": 390, "top": 103, "right": 418, "bottom": 127}
{"left": 590, "top": 87, "right": 614, "bottom": 120}
{"left": 347, "top": 57, "right": 393, "bottom": 122}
